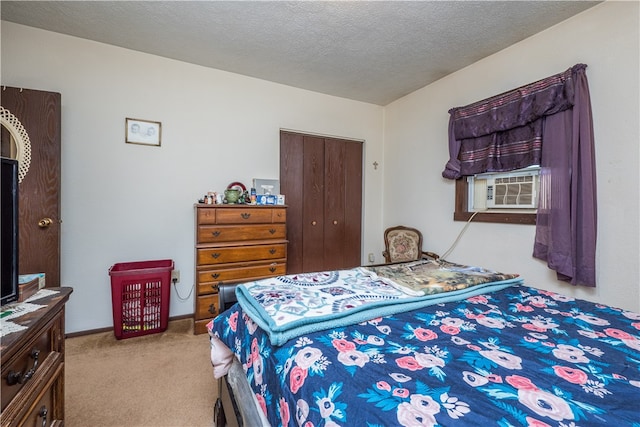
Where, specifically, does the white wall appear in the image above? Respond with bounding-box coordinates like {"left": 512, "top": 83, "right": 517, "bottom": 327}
{"left": 384, "top": 1, "right": 640, "bottom": 312}
{"left": 1, "top": 22, "right": 385, "bottom": 333}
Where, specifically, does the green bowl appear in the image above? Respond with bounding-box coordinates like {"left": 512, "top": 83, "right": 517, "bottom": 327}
{"left": 224, "top": 189, "right": 241, "bottom": 203}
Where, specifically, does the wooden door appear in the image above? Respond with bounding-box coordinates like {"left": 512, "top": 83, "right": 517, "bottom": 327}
{"left": 1, "top": 87, "right": 62, "bottom": 287}
{"left": 340, "top": 139, "right": 363, "bottom": 269}
{"left": 280, "top": 130, "right": 362, "bottom": 274}
{"left": 302, "top": 135, "right": 326, "bottom": 273}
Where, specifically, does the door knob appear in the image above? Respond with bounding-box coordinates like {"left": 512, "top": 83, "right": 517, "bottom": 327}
{"left": 38, "top": 218, "right": 53, "bottom": 228}
{"left": 311, "top": 220, "right": 317, "bottom": 226}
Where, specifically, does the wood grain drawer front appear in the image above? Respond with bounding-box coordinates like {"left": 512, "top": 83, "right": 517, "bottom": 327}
{"left": 196, "top": 294, "right": 220, "bottom": 320}
{"left": 197, "top": 243, "right": 287, "bottom": 266}
{"left": 1, "top": 321, "right": 58, "bottom": 410}
{"left": 198, "top": 224, "right": 286, "bottom": 244}
{"left": 20, "top": 378, "right": 57, "bottom": 427}
{"left": 197, "top": 263, "right": 287, "bottom": 295}
{"left": 271, "top": 208, "right": 286, "bottom": 223}
{"left": 197, "top": 208, "right": 217, "bottom": 225}
{"left": 194, "top": 319, "right": 212, "bottom": 335}
{"left": 1, "top": 351, "right": 63, "bottom": 426}
{"left": 215, "top": 208, "right": 274, "bottom": 224}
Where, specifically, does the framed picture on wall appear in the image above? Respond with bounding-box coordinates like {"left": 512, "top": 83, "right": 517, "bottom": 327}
{"left": 125, "top": 118, "right": 162, "bottom": 146}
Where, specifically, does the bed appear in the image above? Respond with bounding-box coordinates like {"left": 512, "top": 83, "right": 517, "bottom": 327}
{"left": 208, "top": 259, "right": 640, "bottom": 426}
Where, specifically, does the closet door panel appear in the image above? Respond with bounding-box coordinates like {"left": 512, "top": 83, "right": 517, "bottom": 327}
{"left": 280, "top": 132, "right": 304, "bottom": 273}
{"left": 302, "top": 136, "right": 325, "bottom": 273}
{"left": 323, "top": 139, "right": 346, "bottom": 271}
{"left": 343, "top": 140, "right": 363, "bottom": 268}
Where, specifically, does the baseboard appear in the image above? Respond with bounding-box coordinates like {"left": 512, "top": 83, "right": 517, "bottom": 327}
{"left": 65, "top": 314, "right": 194, "bottom": 338}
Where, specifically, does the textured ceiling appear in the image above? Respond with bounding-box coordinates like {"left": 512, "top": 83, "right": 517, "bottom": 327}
{"left": 1, "top": 1, "right": 600, "bottom": 105}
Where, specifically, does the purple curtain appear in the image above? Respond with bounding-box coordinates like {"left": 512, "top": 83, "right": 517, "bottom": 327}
{"left": 442, "top": 64, "right": 597, "bottom": 287}
{"left": 533, "top": 67, "right": 597, "bottom": 286}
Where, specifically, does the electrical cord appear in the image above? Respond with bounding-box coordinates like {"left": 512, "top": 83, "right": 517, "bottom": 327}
{"left": 172, "top": 278, "right": 194, "bottom": 301}
{"left": 439, "top": 211, "right": 479, "bottom": 261}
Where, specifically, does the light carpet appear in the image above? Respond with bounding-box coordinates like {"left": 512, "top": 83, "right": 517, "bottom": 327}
{"left": 65, "top": 319, "right": 217, "bottom": 426}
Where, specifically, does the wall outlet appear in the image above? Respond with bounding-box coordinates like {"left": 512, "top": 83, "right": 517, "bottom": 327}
{"left": 368, "top": 253, "right": 375, "bottom": 263}
{"left": 171, "top": 269, "right": 180, "bottom": 283}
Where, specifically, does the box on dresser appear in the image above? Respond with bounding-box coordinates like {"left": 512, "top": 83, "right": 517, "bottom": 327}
{"left": 17, "top": 274, "right": 45, "bottom": 302}
{"left": 193, "top": 204, "right": 287, "bottom": 335}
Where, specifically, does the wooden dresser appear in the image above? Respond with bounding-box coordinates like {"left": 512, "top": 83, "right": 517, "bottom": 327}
{"left": 1, "top": 287, "right": 72, "bottom": 427}
{"left": 193, "top": 204, "right": 287, "bottom": 334}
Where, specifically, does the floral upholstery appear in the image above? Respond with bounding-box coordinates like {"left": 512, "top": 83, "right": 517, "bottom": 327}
{"left": 384, "top": 227, "right": 422, "bottom": 262}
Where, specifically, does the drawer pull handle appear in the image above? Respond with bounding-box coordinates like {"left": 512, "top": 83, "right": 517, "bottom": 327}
{"left": 269, "top": 266, "right": 276, "bottom": 273}
{"left": 211, "top": 273, "right": 220, "bottom": 279}
{"left": 7, "top": 349, "right": 40, "bottom": 386}
{"left": 269, "top": 249, "right": 276, "bottom": 254}
{"left": 211, "top": 283, "right": 219, "bottom": 291}
{"left": 241, "top": 213, "right": 251, "bottom": 219}
{"left": 269, "top": 228, "right": 276, "bottom": 234}
{"left": 212, "top": 231, "right": 221, "bottom": 237}
{"left": 211, "top": 253, "right": 221, "bottom": 259}
{"left": 208, "top": 304, "right": 218, "bottom": 315}
{"left": 38, "top": 406, "right": 48, "bottom": 427}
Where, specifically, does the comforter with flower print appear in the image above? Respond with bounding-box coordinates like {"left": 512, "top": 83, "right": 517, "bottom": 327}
{"left": 209, "top": 285, "right": 640, "bottom": 427}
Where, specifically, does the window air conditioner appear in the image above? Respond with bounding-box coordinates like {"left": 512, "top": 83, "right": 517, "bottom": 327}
{"left": 486, "top": 170, "right": 539, "bottom": 209}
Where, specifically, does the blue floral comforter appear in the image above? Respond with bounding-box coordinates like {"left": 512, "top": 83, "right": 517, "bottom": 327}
{"left": 210, "top": 285, "right": 640, "bottom": 427}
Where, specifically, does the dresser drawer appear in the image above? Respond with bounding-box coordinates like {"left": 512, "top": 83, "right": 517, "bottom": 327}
{"left": 197, "top": 262, "right": 287, "bottom": 295}
{"left": 21, "top": 379, "right": 57, "bottom": 427}
{"left": 197, "top": 208, "right": 216, "bottom": 225}
{"left": 196, "top": 206, "right": 286, "bottom": 225}
{"left": 194, "top": 319, "right": 212, "bottom": 335}
{"left": 197, "top": 243, "right": 287, "bottom": 266}
{"left": 197, "top": 224, "right": 286, "bottom": 244}
{"left": 195, "top": 294, "right": 220, "bottom": 320}
{"left": 216, "top": 208, "right": 275, "bottom": 224}
{"left": 1, "top": 351, "right": 63, "bottom": 425}
{"left": 271, "top": 208, "right": 286, "bottom": 223}
{"left": 1, "top": 317, "right": 61, "bottom": 410}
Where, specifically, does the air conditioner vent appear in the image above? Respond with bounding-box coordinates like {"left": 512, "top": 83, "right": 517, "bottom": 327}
{"left": 485, "top": 171, "right": 538, "bottom": 209}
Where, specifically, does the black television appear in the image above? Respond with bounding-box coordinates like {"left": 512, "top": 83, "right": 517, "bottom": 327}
{"left": 1, "top": 157, "right": 19, "bottom": 306}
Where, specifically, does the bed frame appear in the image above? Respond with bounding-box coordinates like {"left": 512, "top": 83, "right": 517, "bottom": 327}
{"left": 213, "top": 283, "right": 267, "bottom": 427}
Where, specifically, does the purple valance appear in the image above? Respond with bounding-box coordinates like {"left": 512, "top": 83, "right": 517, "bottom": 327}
{"left": 443, "top": 64, "right": 585, "bottom": 179}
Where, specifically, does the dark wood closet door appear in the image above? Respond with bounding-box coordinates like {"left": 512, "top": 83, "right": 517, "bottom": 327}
{"left": 280, "top": 131, "right": 304, "bottom": 272}
{"left": 280, "top": 130, "right": 362, "bottom": 274}
{"left": 1, "top": 87, "right": 62, "bottom": 287}
{"left": 302, "top": 136, "right": 326, "bottom": 273}
{"left": 323, "top": 138, "right": 346, "bottom": 270}
{"left": 342, "top": 139, "right": 363, "bottom": 268}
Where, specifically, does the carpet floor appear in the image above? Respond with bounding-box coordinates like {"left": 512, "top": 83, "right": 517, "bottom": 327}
{"left": 65, "top": 319, "right": 217, "bottom": 426}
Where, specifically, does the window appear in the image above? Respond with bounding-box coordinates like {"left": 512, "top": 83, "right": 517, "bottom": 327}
{"left": 446, "top": 64, "right": 596, "bottom": 286}
{"left": 454, "top": 166, "right": 539, "bottom": 225}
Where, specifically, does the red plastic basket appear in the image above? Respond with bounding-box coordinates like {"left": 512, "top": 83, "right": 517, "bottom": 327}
{"left": 108, "top": 259, "right": 174, "bottom": 339}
